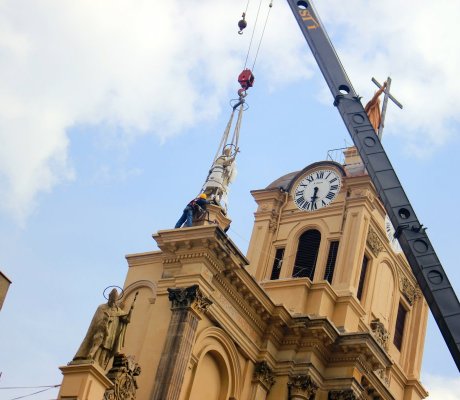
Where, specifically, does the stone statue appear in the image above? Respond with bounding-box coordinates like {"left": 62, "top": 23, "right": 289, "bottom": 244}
{"left": 364, "top": 81, "right": 387, "bottom": 133}
{"left": 71, "top": 289, "right": 138, "bottom": 370}
{"left": 104, "top": 354, "right": 141, "bottom": 400}
{"left": 202, "top": 146, "right": 237, "bottom": 212}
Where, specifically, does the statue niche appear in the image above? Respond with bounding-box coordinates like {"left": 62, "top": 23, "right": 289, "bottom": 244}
{"left": 70, "top": 289, "right": 138, "bottom": 370}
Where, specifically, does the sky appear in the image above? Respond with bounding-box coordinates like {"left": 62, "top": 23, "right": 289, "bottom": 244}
{"left": 1, "top": 0, "right": 460, "bottom": 399}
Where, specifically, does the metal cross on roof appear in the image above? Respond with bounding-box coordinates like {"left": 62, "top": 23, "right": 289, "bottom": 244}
{"left": 372, "top": 77, "right": 403, "bottom": 139}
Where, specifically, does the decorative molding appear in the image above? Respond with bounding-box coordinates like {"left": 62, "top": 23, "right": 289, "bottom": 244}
{"left": 370, "top": 319, "right": 389, "bottom": 350}
{"left": 375, "top": 368, "right": 390, "bottom": 386}
{"left": 192, "top": 288, "right": 213, "bottom": 314}
{"left": 400, "top": 276, "right": 421, "bottom": 306}
{"left": 328, "top": 389, "right": 357, "bottom": 400}
{"left": 213, "top": 272, "right": 268, "bottom": 332}
{"left": 288, "top": 374, "right": 318, "bottom": 399}
{"left": 268, "top": 209, "right": 279, "bottom": 233}
{"left": 167, "top": 285, "right": 212, "bottom": 313}
{"left": 253, "top": 361, "right": 275, "bottom": 391}
{"left": 104, "top": 354, "right": 141, "bottom": 400}
{"left": 367, "top": 226, "right": 384, "bottom": 257}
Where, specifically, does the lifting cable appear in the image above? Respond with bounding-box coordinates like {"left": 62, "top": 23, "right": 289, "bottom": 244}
{"left": 238, "top": 0, "right": 251, "bottom": 34}
{"left": 251, "top": 0, "right": 273, "bottom": 72}
{"left": 242, "top": 0, "right": 274, "bottom": 72}
{"left": 243, "top": 0, "right": 264, "bottom": 69}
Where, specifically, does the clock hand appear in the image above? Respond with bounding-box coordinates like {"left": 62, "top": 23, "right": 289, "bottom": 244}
{"left": 311, "top": 187, "right": 319, "bottom": 203}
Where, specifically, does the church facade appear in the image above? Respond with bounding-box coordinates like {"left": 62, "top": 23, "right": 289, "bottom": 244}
{"left": 58, "top": 148, "right": 428, "bottom": 400}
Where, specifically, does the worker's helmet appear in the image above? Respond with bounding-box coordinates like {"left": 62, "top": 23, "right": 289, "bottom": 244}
{"left": 199, "top": 193, "right": 207, "bottom": 199}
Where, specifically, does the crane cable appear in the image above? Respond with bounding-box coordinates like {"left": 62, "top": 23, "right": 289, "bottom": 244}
{"left": 251, "top": 0, "right": 273, "bottom": 72}
{"left": 243, "top": 0, "right": 263, "bottom": 69}
{"left": 243, "top": 0, "right": 251, "bottom": 14}
{"left": 243, "top": 0, "right": 274, "bottom": 71}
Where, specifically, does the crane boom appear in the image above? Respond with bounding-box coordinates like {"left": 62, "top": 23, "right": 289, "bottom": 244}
{"left": 286, "top": 0, "right": 460, "bottom": 371}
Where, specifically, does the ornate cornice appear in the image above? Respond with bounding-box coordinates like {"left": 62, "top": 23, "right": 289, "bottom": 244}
{"left": 288, "top": 374, "right": 318, "bottom": 399}
{"left": 167, "top": 285, "right": 212, "bottom": 313}
{"left": 253, "top": 361, "right": 275, "bottom": 391}
{"left": 370, "top": 319, "right": 389, "bottom": 351}
{"left": 213, "top": 271, "right": 267, "bottom": 332}
{"left": 399, "top": 276, "right": 421, "bottom": 306}
{"left": 328, "top": 389, "right": 357, "bottom": 400}
{"left": 367, "top": 226, "right": 384, "bottom": 257}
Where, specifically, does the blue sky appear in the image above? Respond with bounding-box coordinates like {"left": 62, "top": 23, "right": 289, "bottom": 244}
{"left": 1, "top": 1, "right": 460, "bottom": 399}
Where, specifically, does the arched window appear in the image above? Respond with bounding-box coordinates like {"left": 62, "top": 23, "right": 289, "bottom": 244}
{"left": 293, "top": 229, "right": 321, "bottom": 279}
{"left": 270, "top": 248, "right": 285, "bottom": 280}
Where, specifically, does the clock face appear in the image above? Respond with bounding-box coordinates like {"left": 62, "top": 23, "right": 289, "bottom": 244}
{"left": 293, "top": 169, "right": 342, "bottom": 211}
{"left": 385, "top": 215, "right": 402, "bottom": 253}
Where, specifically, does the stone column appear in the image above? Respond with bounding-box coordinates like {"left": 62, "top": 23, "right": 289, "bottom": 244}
{"left": 288, "top": 375, "right": 318, "bottom": 400}
{"left": 328, "top": 389, "right": 357, "bottom": 400}
{"left": 252, "top": 361, "right": 275, "bottom": 400}
{"left": 151, "top": 285, "right": 212, "bottom": 400}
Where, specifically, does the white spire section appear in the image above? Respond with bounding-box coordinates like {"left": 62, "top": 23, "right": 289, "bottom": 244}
{"left": 201, "top": 99, "right": 245, "bottom": 213}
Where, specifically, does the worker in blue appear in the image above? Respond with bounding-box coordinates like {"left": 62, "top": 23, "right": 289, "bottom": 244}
{"left": 175, "top": 193, "right": 211, "bottom": 228}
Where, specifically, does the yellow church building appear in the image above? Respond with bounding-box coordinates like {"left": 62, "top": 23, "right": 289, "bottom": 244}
{"left": 58, "top": 147, "right": 428, "bottom": 400}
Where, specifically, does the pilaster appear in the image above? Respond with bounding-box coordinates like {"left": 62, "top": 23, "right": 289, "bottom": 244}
{"left": 252, "top": 361, "right": 276, "bottom": 399}
{"left": 151, "top": 285, "right": 212, "bottom": 400}
{"left": 288, "top": 375, "right": 318, "bottom": 400}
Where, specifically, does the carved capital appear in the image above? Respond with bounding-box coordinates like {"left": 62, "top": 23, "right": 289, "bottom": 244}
{"left": 167, "top": 285, "right": 212, "bottom": 312}
{"left": 399, "top": 276, "right": 421, "bottom": 306}
{"left": 288, "top": 375, "right": 318, "bottom": 399}
{"left": 253, "top": 361, "right": 275, "bottom": 391}
{"left": 367, "top": 226, "right": 383, "bottom": 257}
{"left": 104, "top": 354, "right": 141, "bottom": 400}
{"left": 328, "top": 389, "right": 357, "bottom": 400}
{"left": 370, "top": 319, "right": 389, "bottom": 350}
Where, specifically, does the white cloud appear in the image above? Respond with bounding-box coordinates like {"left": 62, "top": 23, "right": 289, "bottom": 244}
{"left": 0, "top": 0, "right": 309, "bottom": 222}
{"left": 423, "top": 374, "right": 460, "bottom": 399}
{"left": 0, "top": 0, "right": 459, "bottom": 220}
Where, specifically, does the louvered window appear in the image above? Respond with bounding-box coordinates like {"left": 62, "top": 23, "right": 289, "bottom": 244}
{"left": 293, "top": 229, "right": 321, "bottom": 279}
{"left": 324, "top": 241, "right": 339, "bottom": 283}
{"left": 394, "top": 302, "right": 407, "bottom": 351}
{"left": 357, "top": 255, "right": 369, "bottom": 301}
{"left": 270, "top": 248, "right": 285, "bottom": 280}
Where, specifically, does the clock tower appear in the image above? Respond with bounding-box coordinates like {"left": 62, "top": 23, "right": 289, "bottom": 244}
{"left": 246, "top": 147, "right": 428, "bottom": 397}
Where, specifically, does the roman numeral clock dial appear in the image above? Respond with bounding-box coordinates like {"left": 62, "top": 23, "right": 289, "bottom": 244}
{"left": 293, "top": 169, "right": 342, "bottom": 212}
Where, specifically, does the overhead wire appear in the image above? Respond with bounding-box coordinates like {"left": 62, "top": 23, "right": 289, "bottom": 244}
{"left": 5, "top": 385, "right": 60, "bottom": 400}
{"left": 0, "top": 386, "right": 60, "bottom": 390}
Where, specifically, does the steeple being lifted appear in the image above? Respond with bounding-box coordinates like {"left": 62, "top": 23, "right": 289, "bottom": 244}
{"left": 201, "top": 69, "right": 254, "bottom": 214}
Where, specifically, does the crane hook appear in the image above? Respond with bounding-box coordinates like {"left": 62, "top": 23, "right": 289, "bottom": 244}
{"left": 238, "top": 12, "right": 247, "bottom": 35}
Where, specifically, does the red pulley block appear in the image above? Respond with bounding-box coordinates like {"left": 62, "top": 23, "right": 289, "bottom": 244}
{"left": 238, "top": 69, "right": 255, "bottom": 91}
